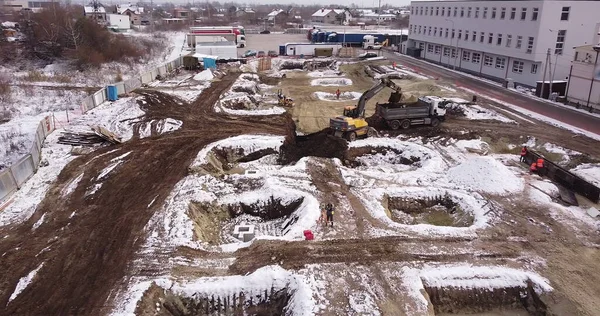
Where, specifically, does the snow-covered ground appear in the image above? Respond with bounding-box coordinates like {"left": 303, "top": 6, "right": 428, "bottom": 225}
{"left": 571, "top": 163, "right": 600, "bottom": 187}
{"left": 310, "top": 78, "right": 353, "bottom": 87}
{"left": 313, "top": 91, "right": 361, "bottom": 101}
{"left": 215, "top": 74, "right": 285, "bottom": 116}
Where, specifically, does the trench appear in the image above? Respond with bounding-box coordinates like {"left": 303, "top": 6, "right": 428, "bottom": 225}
{"left": 386, "top": 193, "right": 474, "bottom": 227}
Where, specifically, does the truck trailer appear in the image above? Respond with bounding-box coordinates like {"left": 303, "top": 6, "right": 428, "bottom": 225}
{"left": 279, "top": 43, "right": 342, "bottom": 56}
{"left": 188, "top": 27, "right": 246, "bottom": 48}
{"left": 374, "top": 96, "right": 448, "bottom": 129}
{"left": 194, "top": 41, "right": 238, "bottom": 60}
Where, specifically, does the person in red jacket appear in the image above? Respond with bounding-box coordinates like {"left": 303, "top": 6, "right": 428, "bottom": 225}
{"left": 520, "top": 146, "right": 527, "bottom": 163}
{"left": 530, "top": 162, "right": 537, "bottom": 174}
{"left": 536, "top": 158, "right": 545, "bottom": 176}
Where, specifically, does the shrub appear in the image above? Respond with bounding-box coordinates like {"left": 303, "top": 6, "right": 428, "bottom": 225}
{"left": 24, "top": 70, "right": 48, "bottom": 82}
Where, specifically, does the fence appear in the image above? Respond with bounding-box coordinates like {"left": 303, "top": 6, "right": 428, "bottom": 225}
{"left": 0, "top": 116, "right": 56, "bottom": 205}
{"left": 0, "top": 56, "right": 185, "bottom": 206}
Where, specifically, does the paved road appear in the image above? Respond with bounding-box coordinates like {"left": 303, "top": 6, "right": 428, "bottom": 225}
{"left": 383, "top": 51, "right": 600, "bottom": 136}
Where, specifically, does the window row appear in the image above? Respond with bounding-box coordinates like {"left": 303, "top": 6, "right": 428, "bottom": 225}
{"left": 424, "top": 44, "right": 539, "bottom": 74}
{"left": 409, "top": 25, "right": 539, "bottom": 54}
{"left": 411, "top": 5, "right": 571, "bottom": 21}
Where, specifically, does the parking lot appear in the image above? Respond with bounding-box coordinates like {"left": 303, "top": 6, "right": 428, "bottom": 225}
{"left": 237, "top": 33, "right": 309, "bottom": 56}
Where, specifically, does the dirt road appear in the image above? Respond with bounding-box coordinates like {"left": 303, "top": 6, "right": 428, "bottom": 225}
{"left": 0, "top": 72, "right": 293, "bottom": 315}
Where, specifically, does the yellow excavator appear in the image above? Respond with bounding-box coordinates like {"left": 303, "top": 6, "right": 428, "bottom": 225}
{"left": 329, "top": 76, "right": 401, "bottom": 141}
{"left": 277, "top": 89, "right": 294, "bottom": 107}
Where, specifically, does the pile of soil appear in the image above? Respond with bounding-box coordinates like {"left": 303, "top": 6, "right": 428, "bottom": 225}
{"left": 278, "top": 128, "right": 348, "bottom": 165}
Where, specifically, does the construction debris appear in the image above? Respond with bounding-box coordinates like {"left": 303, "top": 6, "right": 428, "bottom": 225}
{"left": 58, "top": 126, "right": 122, "bottom": 147}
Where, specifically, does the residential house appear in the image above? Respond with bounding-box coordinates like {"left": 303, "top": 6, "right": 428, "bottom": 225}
{"left": 236, "top": 8, "right": 255, "bottom": 18}
{"left": 311, "top": 8, "right": 350, "bottom": 25}
{"left": 84, "top": 5, "right": 107, "bottom": 22}
{"left": 1, "top": 0, "right": 53, "bottom": 12}
{"left": 266, "top": 9, "right": 285, "bottom": 23}
{"left": 361, "top": 13, "right": 397, "bottom": 22}
{"left": 107, "top": 14, "right": 130, "bottom": 31}
{"left": 408, "top": 0, "right": 600, "bottom": 88}
{"left": 115, "top": 4, "right": 146, "bottom": 25}
{"left": 173, "top": 8, "right": 191, "bottom": 19}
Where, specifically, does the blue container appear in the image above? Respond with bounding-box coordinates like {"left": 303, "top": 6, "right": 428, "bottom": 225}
{"left": 203, "top": 58, "right": 217, "bottom": 69}
{"left": 106, "top": 85, "right": 118, "bottom": 101}
{"left": 279, "top": 45, "right": 286, "bottom": 56}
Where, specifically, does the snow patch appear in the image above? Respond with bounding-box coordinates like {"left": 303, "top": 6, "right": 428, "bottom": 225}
{"left": 310, "top": 78, "right": 352, "bottom": 86}
{"left": 570, "top": 163, "right": 600, "bottom": 187}
{"left": 313, "top": 91, "right": 361, "bottom": 101}
{"left": 8, "top": 262, "right": 45, "bottom": 303}
{"left": 192, "top": 135, "right": 285, "bottom": 168}
{"left": 448, "top": 157, "right": 524, "bottom": 195}
{"left": 193, "top": 69, "right": 214, "bottom": 81}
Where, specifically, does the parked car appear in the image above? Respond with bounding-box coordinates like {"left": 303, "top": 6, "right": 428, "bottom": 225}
{"left": 358, "top": 52, "right": 378, "bottom": 59}
{"left": 242, "top": 50, "right": 257, "bottom": 58}
{"left": 267, "top": 50, "right": 278, "bottom": 57}
{"left": 260, "top": 30, "right": 271, "bottom": 34}
{"left": 257, "top": 51, "right": 266, "bottom": 57}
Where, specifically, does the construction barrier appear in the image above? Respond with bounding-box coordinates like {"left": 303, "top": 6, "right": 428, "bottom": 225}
{"left": 0, "top": 57, "right": 184, "bottom": 206}
{"left": 525, "top": 150, "right": 600, "bottom": 203}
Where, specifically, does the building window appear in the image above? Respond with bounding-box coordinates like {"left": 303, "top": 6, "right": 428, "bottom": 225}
{"left": 453, "top": 7, "right": 457, "bottom": 17}
{"left": 467, "top": 7, "right": 472, "bottom": 18}
{"left": 425, "top": 7, "right": 429, "bottom": 15}
{"left": 501, "top": 7, "right": 506, "bottom": 19}
{"left": 532, "top": 8, "right": 539, "bottom": 21}
{"left": 483, "top": 7, "right": 488, "bottom": 18}
{"left": 492, "top": 8, "right": 497, "bottom": 19}
{"left": 484, "top": 55, "right": 493, "bottom": 66}
{"left": 495, "top": 57, "right": 506, "bottom": 69}
{"left": 475, "top": 7, "right": 479, "bottom": 18}
{"left": 447, "top": 7, "right": 451, "bottom": 17}
{"left": 418, "top": 26, "right": 422, "bottom": 34}
{"left": 506, "top": 35, "right": 512, "bottom": 47}
{"left": 555, "top": 30, "right": 566, "bottom": 54}
{"left": 472, "top": 31, "right": 476, "bottom": 41}
{"left": 451, "top": 49, "right": 457, "bottom": 58}
{"left": 480, "top": 32, "right": 485, "bottom": 43}
{"left": 441, "top": 7, "right": 445, "bottom": 16}
{"left": 419, "top": 43, "right": 425, "bottom": 50}
{"left": 531, "top": 64, "right": 538, "bottom": 74}
{"left": 460, "top": 7, "right": 464, "bottom": 17}
{"left": 458, "top": 29, "right": 462, "bottom": 40}
{"left": 513, "top": 60, "right": 524, "bottom": 73}
{"left": 561, "top": 6, "right": 570, "bottom": 20}
{"left": 462, "top": 51, "right": 471, "bottom": 61}
{"left": 435, "top": 45, "right": 441, "bottom": 54}
{"left": 436, "top": 7, "right": 439, "bottom": 16}
{"left": 472, "top": 53, "right": 481, "bottom": 63}
{"left": 445, "top": 28, "right": 449, "bottom": 38}
{"left": 427, "top": 44, "right": 434, "bottom": 53}
{"left": 516, "top": 36, "right": 522, "bottom": 49}
{"left": 443, "top": 47, "right": 451, "bottom": 56}
{"left": 527, "top": 36, "right": 534, "bottom": 53}
{"left": 465, "top": 30, "right": 469, "bottom": 41}
{"left": 428, "top": 26, "right": 432, "bottom": 36}
{"left": 521, "top": 8, "right": 527, "bottom": 20}
{"left": 452, "top": 29, "right": 455, "bottom": 38}
{"left": 434, "top": 27, "right": 438, "bottom": 36}
{"left": 510, "top": 7, "right": 516, "bottom": 20}
{"left": 488, "top": 32, "right": 493, "bottom": 44}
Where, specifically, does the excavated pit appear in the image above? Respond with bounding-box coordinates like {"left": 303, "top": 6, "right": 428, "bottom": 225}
{"left": 424, "top": 282, "right": 547, "bottom": 315}
{"left": 344, "top": 146, "right": 422, "bottom": 168}
{"left": 278, "top": 129, "right": 348, "bottom": 165}
{"left": 137, "top": 283, "right": 292, "bottom": 316}
{"left": 386, "top": 193, "right": 474, "bottom": 227}
{"left": 188, "top": 196, "right": 303, "bottom": 244}
{"left": 194, "top": 145, "right": 280, "bottom": 176}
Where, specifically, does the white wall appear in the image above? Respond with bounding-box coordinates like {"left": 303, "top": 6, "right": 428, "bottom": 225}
{"left": 108, "top": 14, "right": 130, "bottom": 30}
{"left": 567, "top": 60, "right": 600, "bottom": 109}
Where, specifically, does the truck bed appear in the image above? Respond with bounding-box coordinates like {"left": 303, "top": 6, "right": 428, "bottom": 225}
{"left": 376, "top": 101, "right": 431, "bottom": 120}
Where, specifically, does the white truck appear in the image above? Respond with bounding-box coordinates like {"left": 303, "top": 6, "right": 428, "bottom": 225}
{"left": 283, "top": 43, "right": 342, "bottom": 56}
{"left": 194, "top": 41, "right": 238, "bottom": 60}
{"left": 187, "top": 27, "right": 246, "bottom": 48}
{"left": 374, "top": 96, "right": 449, "bottom": 129}
{"left": 362, "top": 35, "right": 383, "bottom": 50}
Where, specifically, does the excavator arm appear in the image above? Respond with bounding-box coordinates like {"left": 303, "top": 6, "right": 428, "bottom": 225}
{"left": 348, "top": 76, "right": 401, "bottom": 118}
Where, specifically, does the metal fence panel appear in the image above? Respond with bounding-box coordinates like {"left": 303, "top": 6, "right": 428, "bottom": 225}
{"left": 0, "top": 169, "right": 18, "bottom": 204}
{"left": 30, "top": 143, "right": 40, "bottom": 168}
{"left": 157, "top": 66, "right": 167, "bottom": 76}
{"left": 10, "top": 155, "right": 35, "bottom": 187}
{"left": 124, "top": 77, "right": 142, "bottom": 93}
{"left": 35, "top": 124, "right": 44, "bottom": 151}
{"left": 150, "top": 69, "right": 158, "bottom": 80}
{"left": 93, "top": 89, "right": 106, "bottom": 107}
{"left": 81, "top": 95, "right": 95, "bottom": 112}
{"left": 141, "top": 72, "right": 153, "bottom": 84}
{"left": 115, "top": 82, "right": 126, "bottom": 95}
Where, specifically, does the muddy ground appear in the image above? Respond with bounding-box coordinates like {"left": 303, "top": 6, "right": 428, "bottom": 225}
{"left": 1, "top": 59, "right": 600, "bottom": 316}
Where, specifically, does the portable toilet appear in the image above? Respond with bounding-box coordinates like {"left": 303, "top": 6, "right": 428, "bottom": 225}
{"left": 203, "top": 57, "right": 217, "bottom": 69}
{"left": 106, "top": 85, "right": 118, "bottom": 101}
{"left": 279, "top": 45, "right": 286, "bottom": 56}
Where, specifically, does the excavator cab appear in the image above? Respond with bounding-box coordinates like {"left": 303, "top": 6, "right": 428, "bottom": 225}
{"left": 277, "top": 89, "right": 294, "bottom": 107}
{"left": 343, "top": 105, "right": 360, "bottom": 118}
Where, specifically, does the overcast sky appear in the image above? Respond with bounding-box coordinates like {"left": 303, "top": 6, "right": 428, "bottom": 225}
{"left": 146, "top": 0, "right": 413, "bottom": 7}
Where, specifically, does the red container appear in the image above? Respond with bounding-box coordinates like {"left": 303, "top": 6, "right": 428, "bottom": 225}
{"left": 303, "top": 230, "right": 314, "bottom": 240}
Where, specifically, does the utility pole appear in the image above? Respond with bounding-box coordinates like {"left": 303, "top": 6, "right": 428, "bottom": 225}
{"left": 540, "top": 48, "right": 550, "bottom": 99}
{"left": 377, "top": 0, "right": 381, "bottom": 28}
{"left": 549, "top": 52, "right": 559, "bottom": 100}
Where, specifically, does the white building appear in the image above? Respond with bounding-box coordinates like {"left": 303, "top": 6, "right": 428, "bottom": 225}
{"left": 566, "top": 43, "right": 600, "bottom": 110}
{"left": 407, "top": 0, "right": 600, "bottom": 88}
{"left": 311, "top": 9, "right": 349, "bottom": 24}
{"left": 107, "top": 14, "right": 130, "bottom": 31}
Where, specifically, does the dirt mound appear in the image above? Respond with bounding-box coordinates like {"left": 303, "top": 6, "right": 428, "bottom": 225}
{"left": 278, "top": 129, "right": 348, "bottom": 165}
{"left": 345, "top": 146, "right": 421, "bottom": 168}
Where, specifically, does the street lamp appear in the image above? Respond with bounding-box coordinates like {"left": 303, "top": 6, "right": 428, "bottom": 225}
{"left": 445, "top": 18, "right": 458, "bottom": 70}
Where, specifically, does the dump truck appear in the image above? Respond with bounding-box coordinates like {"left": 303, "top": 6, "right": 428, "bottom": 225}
{"left": 374, "top": 96, "right": 448, "bottom": 130}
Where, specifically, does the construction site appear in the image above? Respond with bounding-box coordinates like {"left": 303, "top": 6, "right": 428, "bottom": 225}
{"left": 1, "top": 44, "right": 600, "bottom": 316}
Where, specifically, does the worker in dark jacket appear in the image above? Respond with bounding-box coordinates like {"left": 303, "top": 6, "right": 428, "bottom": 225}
{"left": 325, "top": 203, "right": 335, "bottom": 227}
{"left": 520, "top": 146, "right": 527, "bottom": 163}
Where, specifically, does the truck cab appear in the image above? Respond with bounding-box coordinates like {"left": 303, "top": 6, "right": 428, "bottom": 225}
{"left": 362, "top": 35, "right": 382, "bottom": 50}
{"left": 237, "top": 35, "right": 246, "bottom": 48}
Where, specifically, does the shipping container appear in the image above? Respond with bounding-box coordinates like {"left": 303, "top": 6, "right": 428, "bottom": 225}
{"left": 283, "top": 43, "right": 342, "bottom": 56}
{"left": 195, "top": 41, "right": 238, "bottom": 59}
